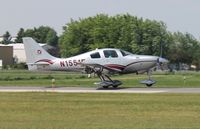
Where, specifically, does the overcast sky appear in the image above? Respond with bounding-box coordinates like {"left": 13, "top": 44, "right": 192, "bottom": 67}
{"left": 0, "top": 0, "right": 199, "bottom": 38}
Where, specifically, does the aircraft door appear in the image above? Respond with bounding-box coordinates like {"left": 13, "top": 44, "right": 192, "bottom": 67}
{"left": 103, "top": 50, "right": 119, "bottom": 64}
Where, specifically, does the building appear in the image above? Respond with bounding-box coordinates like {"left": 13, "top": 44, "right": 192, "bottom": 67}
{"left": 7, "top": 43, "right": 26, "bottom": 63}
{"left": 0, "top": 60, "right": 2, "bottom": 69}
{"left": 0, "top": 45, "right": 13, "bottom": 66}
{"left": 0, "top": 36, "right": 3, "bottom": 42}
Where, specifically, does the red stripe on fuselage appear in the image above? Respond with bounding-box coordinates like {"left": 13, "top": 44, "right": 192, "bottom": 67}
{"left": 35, "top": 59, "right": 54, "bottom": 64}
{"left": 105, "top": 64, "right": 126, "bottom": 71}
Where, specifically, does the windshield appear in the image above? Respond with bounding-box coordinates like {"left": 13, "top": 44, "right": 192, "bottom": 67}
{"left": 120, "top": 50, "right": 133, "bottom": 56}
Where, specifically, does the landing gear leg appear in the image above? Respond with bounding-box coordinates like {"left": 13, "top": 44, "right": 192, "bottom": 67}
{"left": 147, "top": 70, "right": 152, "bottom": 80}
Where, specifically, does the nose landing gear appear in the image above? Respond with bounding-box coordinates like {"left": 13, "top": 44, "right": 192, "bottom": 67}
{"left": 140, "top": 70, "right": 156, "bottom": 87}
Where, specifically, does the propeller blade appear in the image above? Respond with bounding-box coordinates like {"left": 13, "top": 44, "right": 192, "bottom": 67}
{"left": 157, "top": 57, "right": 169, "bottom": 70}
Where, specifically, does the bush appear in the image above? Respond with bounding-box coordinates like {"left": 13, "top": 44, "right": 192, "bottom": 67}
{"left": 4, "top": 76, "right": 11, "bottom": 81}
{"left": 43, "top": 75, "right": 54, "bottom": 79}
{"left": 76, "top": 75, "right": 87, "bottom": 79}
{"left": 14, "top": 77, "right": 23, "bottom": 80}
{"left": 12, "top": 63, "right": 27, "bottom": 69}
{"left": 65, "top": 76, "right": 73, "bottom": 79}
{"left": 29, "top": 76, "right": 36, "bottom": 80}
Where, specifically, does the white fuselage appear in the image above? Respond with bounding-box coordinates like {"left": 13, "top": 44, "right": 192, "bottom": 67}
{"left": 36, "top": 48, "right": 158, "bottom": 74}
{"left": 23, "top": 37, "right": 169, "bottom": 87}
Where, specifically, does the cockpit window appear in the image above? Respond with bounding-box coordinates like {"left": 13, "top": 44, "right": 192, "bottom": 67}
{"left": 103, "top": 50, "right": 118, "bottom": 58}
{"left": 90, "top": 52, "right": 101, "bottom": 58}
{"left": 120, "top": 50, "right": 132, "bottom": 56}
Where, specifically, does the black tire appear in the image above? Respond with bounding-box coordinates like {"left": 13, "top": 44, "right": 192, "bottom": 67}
{"left": 112, "top": 85, "right": 118, "bottom": 88}
{"left": 103, "top": 86, "right": 109, "bottom": 88}
{"left": 146, "top": 84, "right": 153, "bottom": 87}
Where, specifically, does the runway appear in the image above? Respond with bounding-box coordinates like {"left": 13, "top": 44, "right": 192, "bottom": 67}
{"left": 0, "top": 86, "right": 200, "bottom": 93}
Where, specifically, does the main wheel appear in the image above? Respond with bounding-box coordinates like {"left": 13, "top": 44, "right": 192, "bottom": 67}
{"left": 112, "top": 85, "right": 118, "bottom": 88}
{"left": 103, "top": 86, "right": 109, "bottom": 88}
{"left": 112, "top": 80, "right": 122, "bottom": 88}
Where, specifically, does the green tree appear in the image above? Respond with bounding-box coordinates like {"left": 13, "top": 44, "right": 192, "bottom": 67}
{"left": 15, "top": 28, "right": 25, "bottom": 43}
{"left": 1, "top": 31, "right": 12, "bottom": 44}
{"left": 167, "top": 32, "right": 200, "bottom": 69}
{"left": 46, "top": 29, "right": 58, "bottom": 46}
{"left": 192, "top": 43, "right": 200, "bottom": 70}
{"left": 16, "top": 26, "right": 58, "bottom": 46}
{"left": 59, "top": 14, "right": 170, "bottom": 57}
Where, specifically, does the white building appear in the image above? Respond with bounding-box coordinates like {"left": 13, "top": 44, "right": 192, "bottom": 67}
{"left": 7, "top": 43, "right": 26, "bottom": 63}
{"left": 0, "top": 36, "right": 3, "bottom": 42}
{"left": 0, "top": 60, "right": 2, "bottom": 69}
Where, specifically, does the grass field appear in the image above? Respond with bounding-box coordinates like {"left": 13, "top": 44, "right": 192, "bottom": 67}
{"left": 0, "top": 70, "right": 200, "bottom": 87}
{"left": 0, "top": 93, "right": 200, "bottom": 129}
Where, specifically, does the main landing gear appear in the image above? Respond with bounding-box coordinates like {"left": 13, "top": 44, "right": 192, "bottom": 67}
{"left": 94, "top": 70, "right": 122, "bottom": 88}
{"left": 140, "top": 70, "right": 156, "bottom": 87}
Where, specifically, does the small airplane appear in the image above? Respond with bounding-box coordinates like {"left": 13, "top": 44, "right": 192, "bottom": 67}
{"left": 23, "top": 37, "right": 168, "bottom": 88}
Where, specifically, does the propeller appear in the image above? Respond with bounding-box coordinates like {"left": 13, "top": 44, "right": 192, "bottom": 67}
{"left": 157, "top": 57, "right": 169, "bottom": 70}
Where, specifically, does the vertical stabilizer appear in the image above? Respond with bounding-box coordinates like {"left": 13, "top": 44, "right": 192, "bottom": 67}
{"left": 23, "top": 37, "right": 56, "bottom": 70}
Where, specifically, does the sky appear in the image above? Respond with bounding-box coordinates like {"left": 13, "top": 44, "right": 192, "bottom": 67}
{"left": 0, "top": 0, "right": 200, "bottom": 39}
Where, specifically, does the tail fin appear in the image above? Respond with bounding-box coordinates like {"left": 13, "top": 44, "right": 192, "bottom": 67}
{"left": 23, "top": 37, "right": 56, "bottom": 70}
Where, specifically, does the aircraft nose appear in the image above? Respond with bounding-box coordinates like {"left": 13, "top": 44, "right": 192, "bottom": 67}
{"left": 140, "top": 56, "right": 159, "bottom": 62}
{"left": 157, "top": 57, "right": 169, "bottom": 70}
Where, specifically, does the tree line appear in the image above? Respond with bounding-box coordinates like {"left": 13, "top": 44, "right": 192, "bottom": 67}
{"left": 1, "top": 26, "right": 58, "bottom": 47}
{"left": 1, "top": 14, "right": 200, "bottom": 70}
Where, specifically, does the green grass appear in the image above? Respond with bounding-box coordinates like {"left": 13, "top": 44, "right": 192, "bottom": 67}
{"left": 0, "top": 70, "right": 200, "bottom": 87}
{"left": 0, "top": 93, "right": 200, "bottom": 129}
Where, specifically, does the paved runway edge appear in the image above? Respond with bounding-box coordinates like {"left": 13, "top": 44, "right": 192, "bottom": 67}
{"left": 0, "top": 87, "right": 200, "bottom": 93}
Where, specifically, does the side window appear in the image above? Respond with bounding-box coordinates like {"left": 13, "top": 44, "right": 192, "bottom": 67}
{"left": 103, "top": 50, "right": 118, "bottom": 58}
{"left": 90, "top": 52, "right": 101, "bottom": 58}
